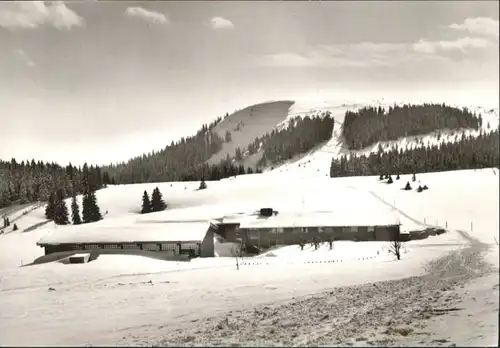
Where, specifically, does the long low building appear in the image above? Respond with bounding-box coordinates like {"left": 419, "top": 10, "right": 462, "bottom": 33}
{"left": 37, "top": 221, "right": 218, "bottom": 258}
{"left": 216, "top": 210, "right": 402, "bottom": 248}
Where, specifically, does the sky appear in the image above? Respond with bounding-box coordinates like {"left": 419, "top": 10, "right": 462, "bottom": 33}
{"left": 0, "top": 1, "right": 498, "bottom": 166}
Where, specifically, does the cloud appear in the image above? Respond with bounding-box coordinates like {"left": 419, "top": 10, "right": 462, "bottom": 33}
{"left": 0, "top": 1, "right": 84, "bottom": 30}
{"left": 15, "top": 49, "right": 36, "bottom": 68}
{"left": 412, "top": 36, "right": 492, "bottom": 54}
{"left": 207, "top": 16, "right": 234, "bottom": 30}
{"left": 125, "top": 7, "right": 169, "bottom": 25}
{"left": 449, "top": 17, "right": 499, "bottom": 38}
{"left": 258, "top": 42, "right": 415, "bottom": 68}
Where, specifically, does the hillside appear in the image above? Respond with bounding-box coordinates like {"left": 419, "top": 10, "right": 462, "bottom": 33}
{"left": 95, "top": 98, "right": 499, "bottom": 185}
{"left": 0, "top": 168, "right": 498, "bottom": 346}
{"left": 271, "top": 101, "right": 499, "bottom": 177}
{"left": 206, "top": 100, "right": 294, "bottom": 166}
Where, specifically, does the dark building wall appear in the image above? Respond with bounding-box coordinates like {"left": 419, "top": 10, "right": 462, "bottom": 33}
{"left": 236, "top": 224, "right": 400, "bottom": 248}
{"left": 200, "top": 228, "right": 215, "bottom": 257}
{"left": 43, "top": 241, "right": 205, "bottom": 257}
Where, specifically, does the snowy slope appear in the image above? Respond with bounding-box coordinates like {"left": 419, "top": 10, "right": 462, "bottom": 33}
{"left": 203, "top": 97, "right": 498, "bottom": 176}
{"left": 273, "top": 100, "right": 499, "bottom": 177}
{"left": 0, "top": 165, "right": 498, "bottom": 345}
{"left": 0, "top": 99, "right": 498, "bottom": 346}
{"left": 1, "top": 167, "right": 498, "bottom": 269}
{"left": 207, "top": 100, "right": 294, "bottom": 166}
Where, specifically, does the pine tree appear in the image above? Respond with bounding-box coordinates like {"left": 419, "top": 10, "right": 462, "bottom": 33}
{"left": 19, "top": 182, "right": 29, "bottom": 204}
{"left": 71, "top": 192, "right": 82, "bottom": 225}
{"left": 199, "top": 180, "right": 207, "bottom": 190}
{"left": 89, "top": 191, "right": 102, "bottom": 222}
{"left": 82, "top": 193, "right": 91, "bottom": 224}
{"left": 150, "top": 187, "right": 167, "bottom": 212}
{"left": 45, "top": 192, "right": 56, "bottom": 220}
{"left": 53, "top": 188, "right": 69, "bottom": 225}
{"left": 141, "top": 190, "right": 151, "bottom": 214}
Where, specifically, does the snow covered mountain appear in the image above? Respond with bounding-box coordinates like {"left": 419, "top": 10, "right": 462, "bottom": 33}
{"left": 209, "top": 97, "right": 498, "bottom": 176}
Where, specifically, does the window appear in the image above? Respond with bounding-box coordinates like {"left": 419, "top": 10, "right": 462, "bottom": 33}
{"left": 350, "top": 226, "right": 358, "bottom": 233}
{"left": 247, "top": 230, "right": 260, "bottom": 240}
{"left": 271, "top": 228, "right": 284, "bottom": 234}
{"left": 161, "top": 243, "right": 177, "bottom": 251}
{"left": 103, "top": 244, "right": 120, "bottom": 249}
{"left": 181, "top": 243, "right": 199, "bottom": 250}
{"left": 142, "top": 243, "right": 160, "bottom": 251}
{"left": 122, "top": 244, "right": 140, "bottom": 250}
{"left": 368, "top": 226, "right": 375, "bottom": 233}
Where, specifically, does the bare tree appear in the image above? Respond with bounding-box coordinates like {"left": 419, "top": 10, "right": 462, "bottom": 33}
{"left": 231, "top": 241, "right": 243, "bottom": 270}
{"left": 388, "top": 234, "right": 402, "bottom": 260}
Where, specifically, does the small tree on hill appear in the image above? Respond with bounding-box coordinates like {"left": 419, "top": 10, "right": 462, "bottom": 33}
{"left": 89, "top": 191, "right": 102, "bottom": 222}
{"left": 82, "top": 193, "right": 91, "bottom": 223}
{"left": 150, "top": 187, "right": 167, "bottom": 212}
{"left": 71, "top": 191, "right": 82, "bottom": 225}
{"left": 45, "top": 192, "right": 56, "bottom": 220}
{"left": 396, "top": 174, "right": 400, "bottom": 180}
{"left": 417, "top": 185, "right": 423, "bottom": 193}
{"left": 387, "top": 176, "right": 393, "bottom": 184}
{"left": 53, "top": 189, "right": 69, "bottom": 225}
{"left": 199, "top": 180, "right": 207, "bottom": 190}
{"left": 379, "top": 174, "right": 384, "bottom": 180}
{"left": 141, "top": 190, "right": 151, "bottom": 214}
{"left": 82, "top": 190, "right": 102, "bottom": 223}
{"left": 13, "top": 223, "right": 18, "bottom": 231}
{"left": 404, "top": 181, "right": 412, "bottom": 191}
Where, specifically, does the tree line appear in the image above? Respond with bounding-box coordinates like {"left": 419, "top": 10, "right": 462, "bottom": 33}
{"left": 44, "top": 165, "right": 104, "bottom": 225}
{"left": 257, "top": 114, "right": 334, "bottom": 167}
{"left": 102, "top": 116, "right": 226, "bottom": 185}
{"left": 0, "top": 159, "right": 110, "bottom": 209}
{"left": 342, "top": 103, "right": 482, "bottom": 150}
{"left": 330, "top": 129, "right": 499, "bottom": 177}
{"left": 179, "top": 160, "right": 263, "bottom": 182}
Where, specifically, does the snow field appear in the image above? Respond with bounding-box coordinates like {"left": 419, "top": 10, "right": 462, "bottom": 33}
{"left": 0, "top": 96, "right": 498, "bottom": 346}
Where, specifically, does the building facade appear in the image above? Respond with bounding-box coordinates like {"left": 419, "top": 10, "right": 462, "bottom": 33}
{"left": 37, "top": 222, "right": 216, "bottom": 258}
{"left": 216, "top": 212, "right": 401, "bottom": 249}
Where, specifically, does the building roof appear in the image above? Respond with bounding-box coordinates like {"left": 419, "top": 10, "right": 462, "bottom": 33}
{"left": 237, "top": 210, "right": 401, "bottom": 229}
{"left": 37, "top": 221, "right": 213, "bottom": 246}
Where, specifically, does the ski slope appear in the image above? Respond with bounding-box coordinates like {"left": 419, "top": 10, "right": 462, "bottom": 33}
{"left": 0, "top": 167, "right": 498, "bottom": 345}
{"left": 0, "top": 98, "right": 498, "bottom": 346}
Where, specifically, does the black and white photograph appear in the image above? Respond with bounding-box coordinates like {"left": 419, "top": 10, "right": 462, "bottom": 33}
{"left": 0, "top": 0, "right": 498, "bottom": 346}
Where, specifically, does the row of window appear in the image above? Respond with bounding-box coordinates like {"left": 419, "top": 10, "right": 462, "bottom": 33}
{"left": 246, "top": 226, "right": 376, "bottom": 235}
{"left": 52, "top": 242, "right": 200, "bottom": 252}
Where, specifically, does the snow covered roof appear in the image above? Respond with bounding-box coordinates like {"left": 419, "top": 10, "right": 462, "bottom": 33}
{"left": 238, "top": 210, "right": 400, "bottom": 229}
{"left": 37, "top": 221, "right": 213, "bottom": 245}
